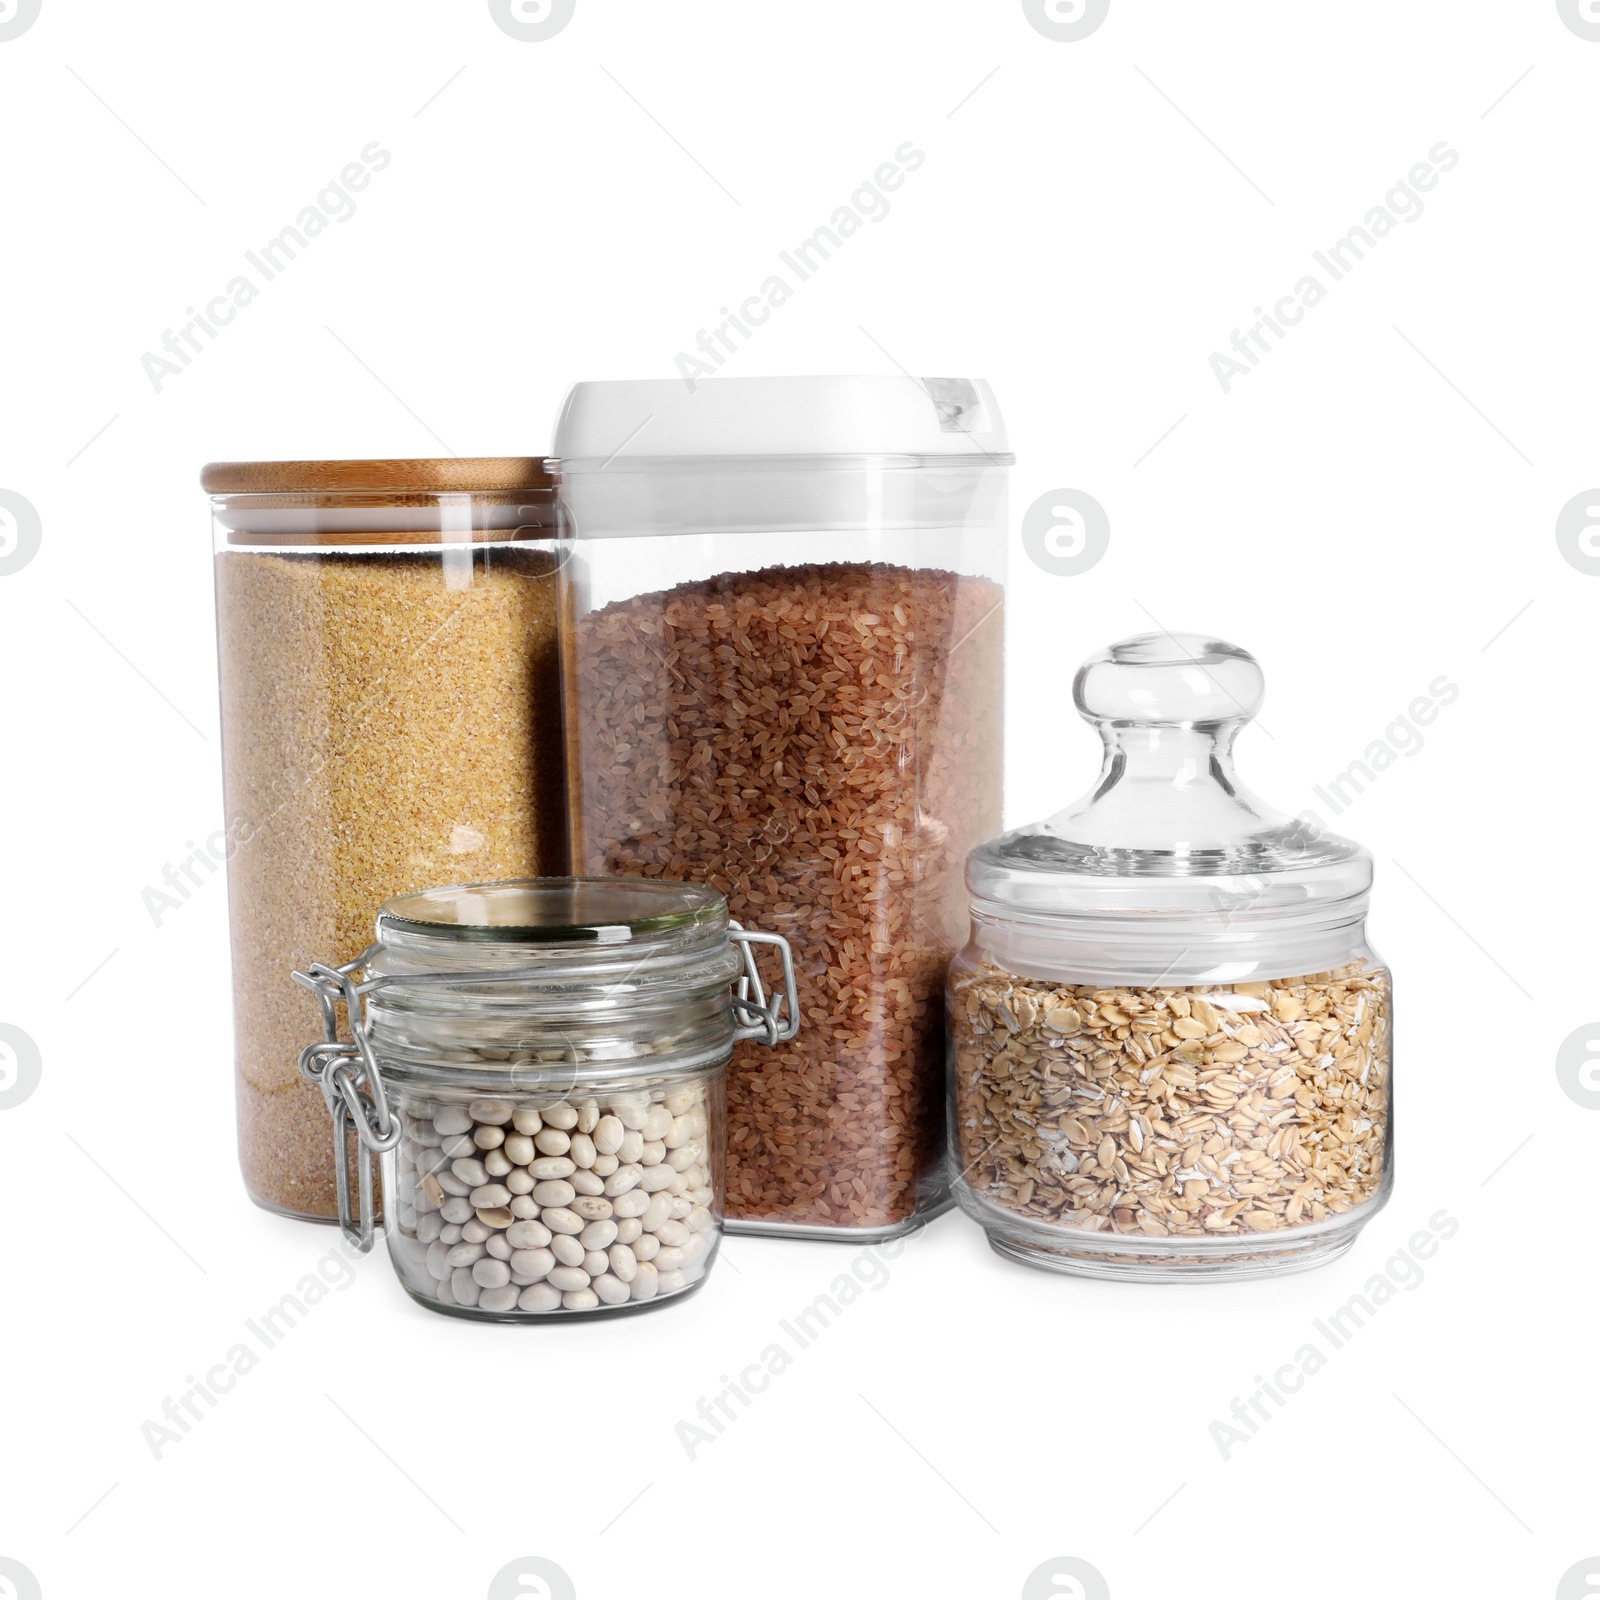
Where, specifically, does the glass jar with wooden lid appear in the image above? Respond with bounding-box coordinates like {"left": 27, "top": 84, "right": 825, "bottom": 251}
{"left": 204, "top": 458, "right": 567, "bottom": 1222}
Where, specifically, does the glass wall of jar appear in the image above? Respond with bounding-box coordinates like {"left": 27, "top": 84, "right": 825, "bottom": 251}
{"left": 552, "top": 377, "right": 1011, "bottom": 1240}
{"left": 205, "top": 459, "right": 566, "bottom": 1223}
{"left": 295, "top": 877, "right": 798, "bottom": 1320}
{"left": 948, "top": 634, "right": 1393, "bottom": 1280}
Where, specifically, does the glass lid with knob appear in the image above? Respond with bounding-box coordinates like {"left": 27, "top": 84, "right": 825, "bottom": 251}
{"left": 966, "top": 632, "right": 1375, "bottom": 985}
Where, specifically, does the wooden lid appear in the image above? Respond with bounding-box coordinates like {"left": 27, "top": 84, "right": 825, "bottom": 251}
{"left": 201, "top": 458, "right": 552, "bottom": 495}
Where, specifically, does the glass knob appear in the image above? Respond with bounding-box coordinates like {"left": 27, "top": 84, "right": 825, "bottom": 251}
{"left": 1073, "top": 632, "right": 1265, "bottom": 728}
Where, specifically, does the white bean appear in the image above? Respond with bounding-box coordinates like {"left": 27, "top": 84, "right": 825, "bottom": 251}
{"left": 434, "top": 1107, "right": 471, "bottom": 1137}
{"left": 571, "top": 1196, "right": 613, "bottom": 1222}
{"left": 502, "top": 1133, "right": 535, "bottom": 1165}
{"left": 630, "top": 1262, "right": 659, "bottom": 1300}
{"left": 470, "top": 1184, "right": 512, "bottom": 1209}
{"left": 612, "top": 1190, "right": 650, "bottom": 1219}
{"left": 534, "top": 1128, "right": 571, "bottom": 1156}
{"left": 614, "top": 1217, "right": 643, "bottom": 1245}
{"left": 604, "top": 1165, "right": 643, "bottom": 1197}
{"left": 518, "top": 1283, "right": 561, "bottom": 1311}
{"left": 546, "top": 1266, "right": 590, "bottom": 1292}
{"left": 639, "top": 1166, "right": 677, "bottom": 1194}
{"left": 506, "top": 1220, "right": 551, "bottom": 1250}
{"left": 562, "top": 1288, "right": 600, "bottom": 1310}
{"left": 655, "top": 1246, "right": 689, "bottom": 1273}
{"left": 570, "top": 1169, "right": 606, "bottom": 1197}
{"left": 532, "top": 1179, "right": 576, "bottom": 1207}
{"left": 469, "top": 1099, "right": 514, "bottom": 1126}
{"left": 633, "top": 1233, "right": 660, "bottom": 1262}
{"left": 473, "top": 1124, "right": 505, "bottom": 1150}
{"left": 608, "top": 1243, "right": 638, "bottom": 1282}
{"left": 509, "top": 1195, "right": 539, "bottom": 1219}
{"left": 510, "top": 1248, "right": 555, "bottom": 1280}
{"left": 594, "top": 1115, "right": 624, "bottom": 1155}
{"left": 478, "top": 1285, "right": 519, "bottom": 1313}
{"left": 592, "top": 1273, "right": 630, "bottom": 1306}
{"left": 618, "top": 1129, "right": 645, "bottom": 1164}
{"left": 505, "top": 1168, "right": 534, "bottom": 1195}
{"left": 438, "top": 1223, "right": 464, "bottom": 1245}
{"left": 483, "top": 1149, "right": 512, "bottom": 1177}
{"left": 642, "top": 1105, "right": 673, "bottom": 1142}
{"left": 541, "top": 1102, "right": 579, "bottom": 1131}
{"left": 484, "top": 1233, "right": 512, "bottom": 1260}
{"left": 451, "top": 1158, "right": 489, "bottom": 1188}
{"left": 440, "top": 1133, "right": 476, "bottom": 1160}
{"left": 569, "top": 1133, "right": 597, "bottom": 1169}
{"left": 440, "top": 1196, "right": 473, "bottom": 1225}
{"left": 528, "top": 1155, "right": 576, "bottom": 1180}
{"left": 450, "top": 1267, "right": 482, "bottom": 1305}
{"left": 576, "top": 1102, "right": 600, "bottom": 1135}
{"left": 664, "top": 1089, "right": 696, "bottom": 1117}
{"left": 550, "top": 1234, "right": 585, "bottom": 1267}
{"left": 655, "top": 1220, "right": 691, "bottom": 1248}
{"left": 425, "top": 1242, "right": 450, "bottom": 1280}
{"left": 473, "top": 1258, "right": 511, "bottom": 1289}
{"left": 446, "top": 1241, "right": 485, "bottom": 1267}
{"left": 639, "top": 1140, "right": 666, "bottom": 1167}
{"left": 511, "top": 1107, "right": 543, "bottom": 1136}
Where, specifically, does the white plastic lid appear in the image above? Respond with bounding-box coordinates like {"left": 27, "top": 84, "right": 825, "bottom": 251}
{"left": 553, "top": 375, "right": 1010, "bottom": 464}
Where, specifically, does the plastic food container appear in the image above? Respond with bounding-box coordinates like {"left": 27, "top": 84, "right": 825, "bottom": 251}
{"left": 948, "top": 633, "right": 1392, "bottom": 1280}
{"left": 553, "top": 376, "right": 1011, "bottom": 1240}
{"left": 205, "top": 459, "right": 565, "bottom": 1223}
{"left": 294, "top": 878, "right": 798, "bottom": 1320}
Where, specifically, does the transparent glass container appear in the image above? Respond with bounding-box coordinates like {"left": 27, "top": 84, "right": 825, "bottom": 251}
{"left": 948, "top": 633, "right": 1392, "bottom": 1280}
{"left": 205, "top": 458, "right": 565, "bottom": 1224}
{"left": 294, "top": 878, "right": 798, "bottom": 1321}
{"left": 553, "top": 376, "right": 1011, "bottom": 1241}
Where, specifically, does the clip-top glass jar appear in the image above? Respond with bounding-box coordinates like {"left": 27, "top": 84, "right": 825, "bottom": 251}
{"left": 949, "top": 633, "right": 1392, "bottom": 1280}
{"left": 294, "top": 878, "right": 797, "bottom": 1320}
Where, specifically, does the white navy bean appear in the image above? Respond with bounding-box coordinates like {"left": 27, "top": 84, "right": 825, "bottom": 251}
{"left": 518, "top": 1283, "right": 562, "bottom": 1311}
{"left": 510, "top": 1247, "right": 555, "bottom": 1280}
{"left": 550, "top": 1234, "right": 585, "bottom": 1267}
{"left": 483, "top": 1148, "right": 512, "bottom": 1177}
{"left": 502, "top": 1133, "right": 535, "bottom": 1166}
{"left": 655, "top": 1246, "right": 689, "bottom": 1273}
{"left": 528, "top": 1155, "right": 576, "bottom": 1179}
{"left": 642, "top": 1105, "right": 672, "bottom": 1142}
{"left": 562, "top": 1288, "right": 600, "bottom": 1310}
{"left": 416, "top": 1211, "right": 443, "bottom": 1244}
{"left": 570, "top": 1169, "right": 606, "bottom": 1197}
{"left": 532, "top": 1179, "right": 575, "bottom": 1207}
{"left": 510, "top": 1107, "right": 543, "bottom": 1135}
{"left": 437, "top": 1171, "right": 471, "bottom": 1197}
{"left": 572, "top": 1196, "right": 613, "bottom": 1223}
{"left": 506, "top": 1220, "right": 552, "bottom": 1249}
{"left": 508, "top": 1195, "right": 539, "bottom": 1220}
{"left": 630, "top": 1263, "right": 659, "bottom": 1300}
{"left": 472, "top": 1258, "right": 511, "bottom": 1289}
{"left": 605, "top": 1165, "right": 643, "bottom": 1197}
{"left": 592, "top": 1273, "right": 630, "bottom": 1306}
{"left": 655, "top": 1220, "right": 691, "bottom": 1248}
{"left": 469, "top": 1099, "right": 514, "bottom": 1125}
{"left": 441, "top": 1133, "right": 477, "bottom": 1160}
{"left": 540, "top": 1203, "right": 585, "bottom": 1235}
{"left": 446, "top": 1241, "right": 486, "bottom": 1267}
{"left": 542, "top": 1102, "right": 579, "bottom": 1131}
{"left": 546, "top": 1266, "right": 590, "bottom": 1292}
{"left": 450, "top": 1267, "right": 482, "bottom": 1306}
{"left": 534, "top": 1128, "right": 571, "bottom": 1156}
{"left": 433, "top": 1107, "right": 471, "bottom": 1137}
{"left": 656, "top": 1269, "right": 687, "bottom": 1294}
{"left": 478, "top": 1285, "right": 520, "bottom": 1313}
{"left": 470, "top": 1184, "right": 512, "bottom": 1209}
{"left": 633, "top": 1233, "right": 660, "bottom": 1262}
{"left": 485, "top": 1233, "right": 512, "bottom": 1261}
{"left": 618, "top": 1129, "right": 645, "bottom": 1164}
{"left": 582, "top": 1249, "right": 608, "bottom": 1276}
{"left": 612, "top": 1190, "right": 650, "bottom": 1219}
{"left": 473, "top": 1124, "right": 505, "bottom": 1150}
{"left": 440, "top": 1196, "right": 473, "bottom": 1225}
{"left": 569, "top": 1132, "right": 597, "bottom": 1169}
{"left": 614, "top": 1217, "right": 643, "bottom": 1245}
{"left": 593, "top": 1115, "right": 624, "bottom": 1155}
{"left": 425, "top": 1242, "right": 451, "bottom": 1280}
{"left": 460, "top": 1218, "right": 491, "bottom": 1244}
{"left": 505, "top": 1168, "right": 534, "bottom": 1195}
{"left": 639, "top": 1140, "right": 666, "bottom": 1167}
{"left": 607, "top": 1243, "right": 638, "bottom": 1282}
{"left": 438, "top": 1223, "right": 464, "bottom": 1246}
{"left": 576, "top": 1102, "right": 600, "bottom": 1135}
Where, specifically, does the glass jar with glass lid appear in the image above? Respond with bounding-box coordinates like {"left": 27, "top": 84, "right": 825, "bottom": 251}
{"left": 948, "top": 633, "right": 1392, "bottom": 1280}
{"left": 294, "top": 877, "right": 797, "bottom": 1320}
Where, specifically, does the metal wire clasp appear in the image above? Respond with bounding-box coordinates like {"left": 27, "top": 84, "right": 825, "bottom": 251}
{"left": 292, "top": 949, "right": 399, "bottom": 1253}
{"left": 728, "top": 925, "right": 800, "bottom": 1046}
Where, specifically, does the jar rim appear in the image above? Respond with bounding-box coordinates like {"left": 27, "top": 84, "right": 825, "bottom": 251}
{"left": 376, "top": 876, "right": 727, "bottom": 947}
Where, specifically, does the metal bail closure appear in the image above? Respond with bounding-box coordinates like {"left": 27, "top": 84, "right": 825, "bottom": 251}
{"left": 292, "top": 954, "right": 400, "bottom": 1252}
{"left": 728, "top": 925, "right": 800, "bottom": 1046}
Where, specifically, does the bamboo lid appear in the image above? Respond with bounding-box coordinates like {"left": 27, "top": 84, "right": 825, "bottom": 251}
{"left": 201, "top": 458, "right": 552, "bottom": 495}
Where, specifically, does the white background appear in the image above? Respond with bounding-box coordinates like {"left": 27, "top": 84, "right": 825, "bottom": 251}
{"left": 2, "top": 2, "right": 1596, "bottom": 1597}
